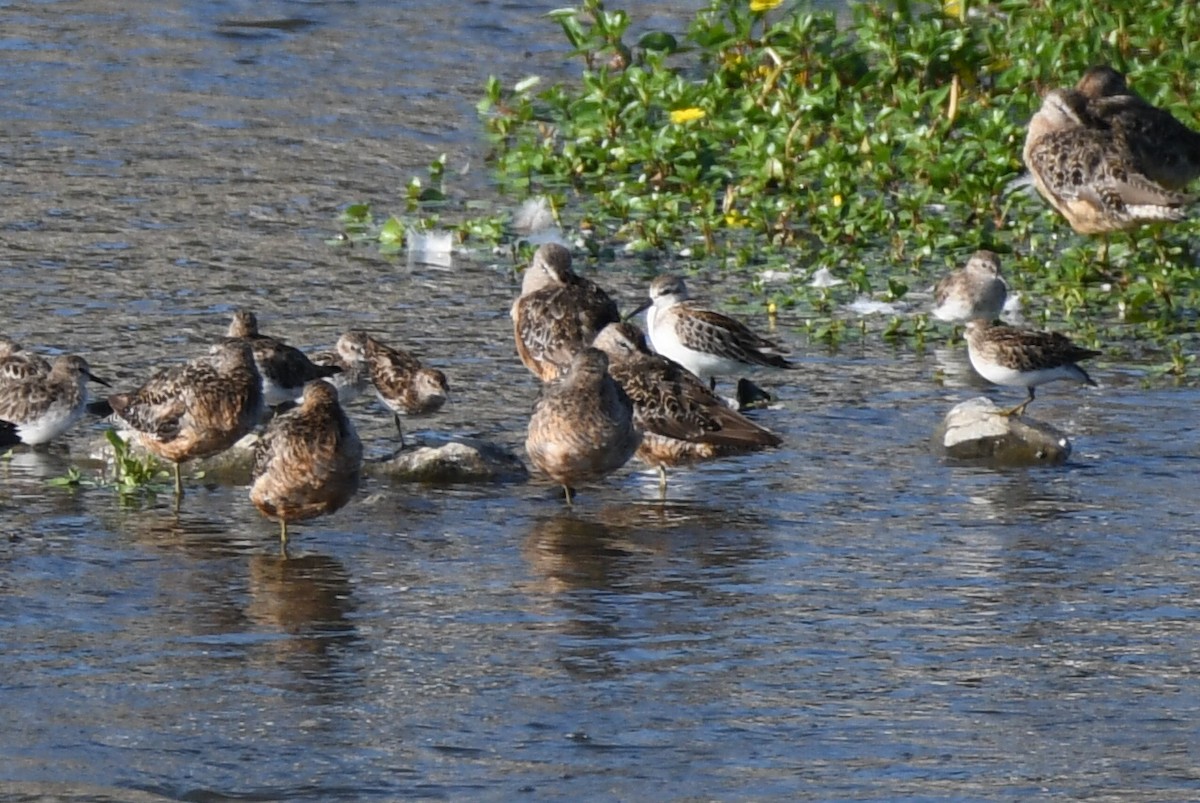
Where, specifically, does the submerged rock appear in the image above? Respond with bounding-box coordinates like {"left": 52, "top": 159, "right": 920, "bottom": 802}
{"left": 369, "top": 437, "right": 528, "bottom": 484}
{"left": 934, "top": 397, "right": 1072, "bottom": 466}
{"left": 90, "top": 429, "right": 259, "bottom": 484}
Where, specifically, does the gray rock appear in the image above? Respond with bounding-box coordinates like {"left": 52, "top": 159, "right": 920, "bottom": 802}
{"left": 90, "top": 429, "right": 259, "bottom": 484}
{"left": 369, "top": 437, "right": 528, "bottom": 484}
{"left": 934, "top": 397, "right": 1072, "bottom": 465}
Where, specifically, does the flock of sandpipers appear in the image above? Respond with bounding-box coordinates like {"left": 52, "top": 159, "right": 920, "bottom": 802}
{"left": 1, "top": 64, "right": 1196, "bottom": 546}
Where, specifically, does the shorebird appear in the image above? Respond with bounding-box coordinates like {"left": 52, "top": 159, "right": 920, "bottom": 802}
{"left": 932, "top": 250, "right": 1008, "bottom": 324}
{"left": 227, "top": 310, "right": 341, "bottom": 408}
{"left": 592, "top": 322, "right": 781, "bottom": 494}
{"left": 631, "top": 274, "right": 797, "bottom": 388}
{"left": 310, "top": 332, "right": 370, "bottom": 405}
{"left": 0, "top": 337, "right": 52, "bottom": 386}
{"left": 339, "top": 330, "right": 448, "bottom": 446}
{"left": 511, "top": 242, "right": 621, "bottom": 382}
{"left": 525, "top": 347, "right": 640, "bottom": 504}
{"left": 108, "top": 338, "right": 265, "bottom": 495}
{"left": 1075, "top": 65, "right": 1200, "bottom": 191}
{"left": 250, "top": 379, "right": 363, "bottom": 548}
{"left": 964, "top": 319, "right": 1100, "bottom": 417}
{"left": 1023, "top": 88, "right": 1191, "bottom": 236}
{"left": 0, "top": 355, "right": 109, "bottom": 447}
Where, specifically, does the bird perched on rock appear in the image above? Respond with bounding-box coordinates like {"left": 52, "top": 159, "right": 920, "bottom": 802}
{"left": 227, "top": 310, "right": 341, "bottom": 408}
{"left": 630, "top": 274, "right": 797, "bottom": 389}
{"left": 108, "top": 338, "right": 264, "bottom": 495}
{"left": 250, "top": 379, "right": 362, "bottom": 549}
{"left": 1023, "top": 88, "right": 1191, "bottom": 236}
{"left": 964, "top": 319, "right": 1100, "bottom": 417}
{"left": 511, "top": 243, "right": 621, "bottom": 382}
{"left": 592, "top": 322, "right": 781, "bottom": 494}
{"left": 337, "top": 330, "right": 448, "bottom": 447}
{"left": 0, "top": 355, "right": 109, "bottom": 447}
{"left": 525, "top": 347, "right": 640, "bottom": 504}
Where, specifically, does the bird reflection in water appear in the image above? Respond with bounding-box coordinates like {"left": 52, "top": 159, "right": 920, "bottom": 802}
{"left": 245, "top": 552, "right": 361, "bottom": 695}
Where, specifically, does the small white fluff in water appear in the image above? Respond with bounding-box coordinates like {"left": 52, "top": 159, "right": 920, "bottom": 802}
{"left": 759, "top": 268, "right": 799, "bottom": 283}
{"left": 513, "top": 196, "right": 556, "bottom": 235}
{"left": 809, "top": 267, "right": 845, "bottom": 288}
{"left": 846, "top": 296, "right": 902, "bottom": 316}
{"left": 407, "top": 229, "right": 454, "bottom": 267}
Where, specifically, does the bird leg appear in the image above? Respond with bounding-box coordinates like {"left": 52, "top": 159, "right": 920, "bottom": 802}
{"left": 562, "top": 485, "right": 574, "bottom": 506}
{"left": 999, "top": 387, "right": 1035, "bottom": 418}
{"left": 172, "top": 462, "right": 182, "bottom": 497}
{"left": 279, "top": 518, "right": 290, "bottom": 551}
{"left": 657, "top": 465, "right": 668, "bottom": 500}
{"left": 393, "top": 413, "right": 405, "bottom": 448}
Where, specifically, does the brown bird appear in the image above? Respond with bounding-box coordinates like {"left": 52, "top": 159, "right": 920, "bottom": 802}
{"left": 592, "top": 322, "right": 781, "bottom": 494}
{"left": 1075, "top": 65, "right": 1200, "bottom": 191}
{"left": 310, "top": 332, "right": 371, "bottom": 405}
{"left": 964, "top": 319, "right": 1100, "bottom": 417}
{"left": 0, "top": 355, "right": 109, "bottom": 447}
{"left": 525, "top": 347, "right": 640, "bottom": 504}
{"left": 1023, "top": 88, "right": 1191, "bottom": 236}
{"left": 227, "top": 310, "right": 341, "bottom": 408}
{"left": 932, "top": 250, "right": 1008, "bottom": 324}
{"left": 250, "top": 379, "right": 363, "bottom": 548}
{"left": 630, "top": 274, "right": 798, "bottom": 389}
{"left": 338, "top": 330, "right": 447, "bottom": 446}
{"left": 108, "top": 338, "right": 265, "bottom": 495}
{"left": 511, "top": 243, "right": 621, "bottom": 382}
{"left": 0, "top": 336, "right": 52, "bottom": 387}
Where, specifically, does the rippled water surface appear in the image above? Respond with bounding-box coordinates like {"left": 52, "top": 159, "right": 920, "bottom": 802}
{"left": 3, "top": 1, "right": 1200, "bottom": 800}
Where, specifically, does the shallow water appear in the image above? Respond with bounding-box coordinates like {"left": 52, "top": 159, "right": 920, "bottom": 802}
{"left": 3, "top": 1, "right": 1200, "bottom": 800}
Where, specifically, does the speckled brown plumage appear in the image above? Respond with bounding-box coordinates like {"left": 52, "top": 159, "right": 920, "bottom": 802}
{"left": 1075, "top": 65, "right": 1200, "bottom": 191}
{"left": 108, "top": 338, "right": 265, "bottom": 493}
{"left": 0, "top": 355, "right": 108, "bottom": 446}
{"left": 227, "top": 310, "right": 341, "bottom": 407}
{"left": 0, "top": 337, "right": 52, "bottom": 387}
{"left": 965, "top": 319, "right": 1100, "bottom": 416}
{"left": 250, "top": 379, "right": 363, "bottom": 547}
{"left": 310, "top": 332, "right": 370, "bottom": 405}
{"left": 932, "top": 250, "right": 1008, "bottom": 324}
{"left": 1023, "top": 89, "right": 1191, "bottom": 235}
{"left": 339, "top": 330, "right": 448, "bottom": 444}
{"left": 592, "top": 322, "right": 781, "bottom": 487}
{"left": 631, "top": 275, "right": 796, "bottom": 385}
{"left": 525, "top": 347, "right": 640, "bottom": 503}
{"left": 511, "top": 243, "right": 621, "bottom": 382}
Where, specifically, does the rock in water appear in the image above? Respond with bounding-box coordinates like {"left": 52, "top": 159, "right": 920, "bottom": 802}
{"left": 371, "top": 438, "right": 528, "bottom": 484}
{"left": 934, "top": 397, "right": 1072, "bottom": 465}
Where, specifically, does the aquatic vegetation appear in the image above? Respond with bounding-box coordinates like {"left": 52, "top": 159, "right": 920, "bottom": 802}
{"left": 472, "top": 0, "right": 1200, "bottom": 356}
{"left": 47, "top": 430, "right": 172, "bottom": 501}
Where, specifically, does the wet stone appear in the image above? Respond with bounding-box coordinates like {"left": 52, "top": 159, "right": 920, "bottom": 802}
{"left": 934, "top": 396, "right": 1072, "bottom": 466}
{"left": 369, "top": 438, "right": 528, "bottom": 484}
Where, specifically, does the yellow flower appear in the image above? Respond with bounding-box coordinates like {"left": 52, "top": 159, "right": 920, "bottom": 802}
{"left": 833, "top": 193, "right": 843, "bottom": 207}
{"left": 670, "top": 107, "right": 706, "bottom": 124}
{"left": 750, "top": 0, "right": 783, "bottom": 11}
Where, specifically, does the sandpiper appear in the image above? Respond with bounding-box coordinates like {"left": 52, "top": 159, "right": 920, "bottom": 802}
{"left": 511, "top": 242, "right": 621, "bottom": 382}
{"left": 525, "top": 347, "right": 640, "bottom": 504}
{"left": 1023, "top": 88, "right": 1191, "bottom": 236}
{"left": 227, "top": 310, "right": 341, "bottom": 408}
{"left": 630, "top": 274, "right": 797, "bottom": 387}
{"left": 1075, "top": 65, "right": 1200, "bottom": 191}
{"left": 964, "top": 319, "right": 1100, "bottom": 417}
{"left": 250, "top": 379, "right": 363, "bottom": 548}
{"left": 592, "top": 322, "right": 781, "bottom": 493}
{"left": 310, "top": 332, "right": 370, "bottom": 405}
{"left": 932, "top": 250, "right": 1008, "bottom": 324}
{"left": 0, "top": 337, "right": 52, "bottom": 386}
{"left": 339, "top": 330, "right": 448, "bottom": 446}
{"left": 0, "top": 355, "right": 109, "bottom": 447}
{"left": 108, "top": 338, "right": 265, "bottom": 495}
